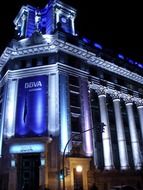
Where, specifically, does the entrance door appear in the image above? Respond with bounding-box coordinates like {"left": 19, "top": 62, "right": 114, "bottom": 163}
{"left": 73, "top": 168, "right": 83, "bottom": 190}
{"left": 17, "top": 154, "right": 40, "bottom": 190}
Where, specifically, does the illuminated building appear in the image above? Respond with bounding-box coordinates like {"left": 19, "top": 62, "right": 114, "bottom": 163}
{"left": 0, "top": 0, "right": 143, "bottom": 190}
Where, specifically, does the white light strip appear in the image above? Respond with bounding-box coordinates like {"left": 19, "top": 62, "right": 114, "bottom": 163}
{"left": 9, "top": 143, "right": 45, "bottom": 154}
{"left": 48, "top": 74, "right": 59, "bottom": 135}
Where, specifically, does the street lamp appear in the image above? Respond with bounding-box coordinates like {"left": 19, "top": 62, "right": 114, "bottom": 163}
{"left": 62, "top": 122, "right": 106, "bottom": 190}
{"left": 76, "top": 165, "right": 83, "bottom": 173}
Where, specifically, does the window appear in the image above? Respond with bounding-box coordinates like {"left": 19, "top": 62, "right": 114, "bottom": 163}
{"left": 71, "top": 115, "right": 81, "bottom": 132}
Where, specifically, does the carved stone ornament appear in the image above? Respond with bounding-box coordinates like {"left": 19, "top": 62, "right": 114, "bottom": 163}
{"left": 96, "top": 86, "right": 106, "bottom": 96}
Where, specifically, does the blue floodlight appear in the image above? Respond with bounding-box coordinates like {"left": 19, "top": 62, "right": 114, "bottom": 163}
{"left": 117, "top": 54, "right": 124, "bottom": 60}
{"left": 93, "top": 42, "right": 102, "bottom": 50}
{"left": 82, "top": 37, "right": 90, "bottom": 44}
{"left": 127, "top": 58, "right": 134, "bottom": 64}
{"left": 137, "top": 63, "right": 143, "bottom": 69}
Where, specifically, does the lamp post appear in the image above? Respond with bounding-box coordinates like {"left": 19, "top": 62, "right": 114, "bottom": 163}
{"left": 62, "top": 122, "right": 106, "bottom": 190}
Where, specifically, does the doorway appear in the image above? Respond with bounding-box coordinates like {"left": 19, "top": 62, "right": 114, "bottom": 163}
{"left": 17, "top": 154, "right": 40, "bottom": 190}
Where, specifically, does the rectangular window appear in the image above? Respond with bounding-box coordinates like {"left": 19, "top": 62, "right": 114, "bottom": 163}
{"left": 71, "top": 115, "right": 81, "bottom": 132}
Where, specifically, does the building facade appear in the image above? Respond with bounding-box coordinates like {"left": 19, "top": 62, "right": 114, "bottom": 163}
{"left": 0, "top": 0, "right": 143, "bottom": 190}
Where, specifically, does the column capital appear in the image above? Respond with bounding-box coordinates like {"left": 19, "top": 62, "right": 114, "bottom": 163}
{"left": 96, "top": 86, "right": 106, "bottom": 97}
{"left": 110, "top": 91, "right": 120, "bottom": 101}
{"left": 135, "top": 100, "right": 143, "bottom": 108}
{"left": 123, "top": 95, "right": 133, "bottom": 105}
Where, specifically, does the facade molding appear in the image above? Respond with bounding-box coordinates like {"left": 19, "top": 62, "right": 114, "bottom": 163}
{"left": 1, "top": 38, "right": 143, "bottom": 85}
{"left": 0, "top": 63, "right": 88, "bottom": 84}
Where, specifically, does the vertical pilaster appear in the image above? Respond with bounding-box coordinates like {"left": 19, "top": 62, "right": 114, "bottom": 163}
{"left": 80, "top": 79, "right": 93, "bottom": 156}
{"left": 48, "top": 73, "right": 59, "bottom": 136}
{"left": 4, "top": 79, "right": 18, "bottom": 138}
{"left": 60, "top": 74, "right": 71, "bottom": 153}
{"left": 112, "top": 93, "right": 129, "bottom": 169}
{"left": 125, "top": 98, "right": 141, "bottom": 169}
{"left": 97, "top": 87, "right": 114, "bottom": 169}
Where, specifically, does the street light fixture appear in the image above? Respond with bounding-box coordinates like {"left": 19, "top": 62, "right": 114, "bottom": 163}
{"left": 62, "top": 122, "right": 106, "bottom": 190}
{"left": 76, "top": 165, "right": 83, "bottom": 173}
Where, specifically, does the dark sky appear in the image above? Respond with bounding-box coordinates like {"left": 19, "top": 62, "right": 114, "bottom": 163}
{"left": 0, "top": 0, "right": 143, "bottom": 62}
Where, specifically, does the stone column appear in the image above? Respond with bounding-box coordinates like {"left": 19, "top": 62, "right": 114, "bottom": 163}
{"left": 96, "top": 86, "right": 114, "bottom": 169}
{"left": 125, "top": 97, "right": 141, "bottom": 169}
{"left": 112, "top": 92, "right": 129, "bottom": 169}
{"left": 137, "top": 102, "right": 143, "bottom": 142}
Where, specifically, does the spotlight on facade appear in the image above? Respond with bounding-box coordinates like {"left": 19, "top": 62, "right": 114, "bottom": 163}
{"left": 93, "top": 42, "right": 102, "bottom": 50}
{"left": 117, "top": 53, "right": 124, "bottom": 60}
{"left": 82, "top": 37, "right": 90, "bottom": 44}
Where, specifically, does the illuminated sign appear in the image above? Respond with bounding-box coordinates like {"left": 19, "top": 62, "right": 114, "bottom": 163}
{"left": 25, "top": 81, "right": 42, "bottom": 89}
{"left": 15, "top": 75, "right": 48, "bottom": 137}
{"left": 9, "top": 143, "right": 45, "bottom": 154}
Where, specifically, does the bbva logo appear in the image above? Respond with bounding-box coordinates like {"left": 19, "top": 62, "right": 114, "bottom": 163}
{"left": 25, "top": 81, "right": 42, "bottom": 88}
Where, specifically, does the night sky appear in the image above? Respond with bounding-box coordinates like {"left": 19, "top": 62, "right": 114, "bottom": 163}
{"left": 0, "top": 0, "right": 143, "bottom": 63}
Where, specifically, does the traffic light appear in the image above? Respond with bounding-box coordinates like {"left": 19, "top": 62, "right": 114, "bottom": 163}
{"left": 59, "top": 169, "right": 64, "bottom": 180}
{"left": 59, "top": 168, "right": 70, "bottom": 180}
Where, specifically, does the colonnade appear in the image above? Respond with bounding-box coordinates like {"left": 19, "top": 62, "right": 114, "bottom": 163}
{"left": 91, "top": 84, "right": 143, "bottom": 170}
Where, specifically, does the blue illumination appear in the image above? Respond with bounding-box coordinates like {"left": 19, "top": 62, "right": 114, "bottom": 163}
{"left": 82, "top": 37, "right": 90, "bottom": 44}
{"left": 93, "top": 42, "right": 102, "bottom": 50}
{"left": 127, "top": 58, "right": 143, "bottom": 69}
{"left": 117, "top": 54, "right": 124, "bottom": 60}
{"left": 138, "top": 63, "right": 143, "bottom": 68}
{"left": 15, "top": 76, "right": 48, "bottom": 137}
{"left": 10, "top": 143, "right": 45, "bottom": 154}
{"left": 127, "top": 58, "right": 134, "bottom": 64}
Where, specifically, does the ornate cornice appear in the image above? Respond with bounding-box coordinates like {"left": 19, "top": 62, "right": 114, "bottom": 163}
{"left": 1, "top": 37, "right": 143, "bottom": 85}
{"left": 89, "top": 82, "right": 143, "bottom": 105}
